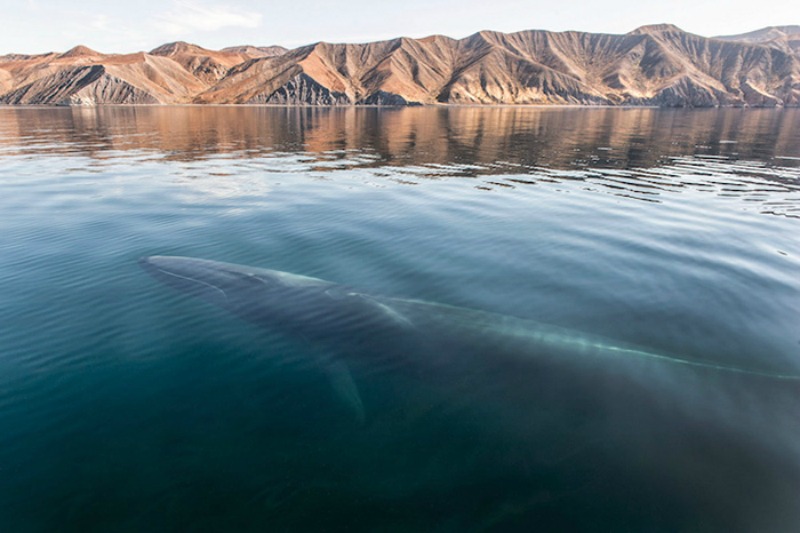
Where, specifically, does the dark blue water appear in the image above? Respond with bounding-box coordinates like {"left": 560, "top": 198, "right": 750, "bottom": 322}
{"left": 1, "top": 106, "right": 799, "bottom": 531}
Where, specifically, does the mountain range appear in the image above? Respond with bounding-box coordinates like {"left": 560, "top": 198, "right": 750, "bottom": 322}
{"left": 1, "top": 24, "right": 798, "bottom": 107}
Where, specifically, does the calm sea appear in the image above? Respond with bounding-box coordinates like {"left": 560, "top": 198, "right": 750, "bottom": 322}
{"left": 0, "top": 106, "right": 799, "bottom": 531}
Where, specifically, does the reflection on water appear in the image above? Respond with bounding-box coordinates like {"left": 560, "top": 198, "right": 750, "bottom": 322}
{"left": 2, "top": 106, "right": 799, "bottom": 218}
{"left": 2, "top": 106, "right": 799, "bottom": 167}
{"left": 0, "top": 106, "right": 799, "bottom": 531}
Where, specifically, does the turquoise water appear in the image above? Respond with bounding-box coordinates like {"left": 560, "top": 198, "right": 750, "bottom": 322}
{"left": 1, "top": 106, "right": 799, "bottom": 531}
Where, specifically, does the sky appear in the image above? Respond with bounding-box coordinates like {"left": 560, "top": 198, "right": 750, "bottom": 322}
{"left": 1, "top": 0, "right": 797, "bottom": 54}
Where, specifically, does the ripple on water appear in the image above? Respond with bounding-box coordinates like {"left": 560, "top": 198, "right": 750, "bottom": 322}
{"left": 0, "top": 107, "right": 799, "bottom": 531}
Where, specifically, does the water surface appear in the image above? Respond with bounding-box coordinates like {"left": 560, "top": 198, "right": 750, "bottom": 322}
{"left": 0, "top": 106, "right": 799, "bottom": 531}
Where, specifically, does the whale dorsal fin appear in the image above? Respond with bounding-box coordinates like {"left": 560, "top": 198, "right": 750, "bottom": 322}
{"left": 323, "top": 359, "right": 365, "bottom": 425}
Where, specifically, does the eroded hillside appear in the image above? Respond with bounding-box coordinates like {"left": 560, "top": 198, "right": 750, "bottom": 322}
{"left": 1, "top": 25, "right": 798, "bottom": 106}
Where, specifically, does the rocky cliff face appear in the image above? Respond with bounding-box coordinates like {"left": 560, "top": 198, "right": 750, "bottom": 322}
{"left": 1, "top": 25, "right": 798, "bottom": 107}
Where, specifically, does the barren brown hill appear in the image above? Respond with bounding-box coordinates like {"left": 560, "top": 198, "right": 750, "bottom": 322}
{"left": 1, "top": 25, "right": 798, "bottom": 106}
{"left": 716, "top": 26, "right": 800, "bottom": 56}
{"left": 0, "top": 50, "right": 207, "bottom": 105}
{"left": 149, "top": 41, "right": 277, "bottom": 84}
{"left": 194, "top": 37, "right": 465, "bottom": 104}
{"left": 716, "top": 26, "right": 800, "bottom": 43}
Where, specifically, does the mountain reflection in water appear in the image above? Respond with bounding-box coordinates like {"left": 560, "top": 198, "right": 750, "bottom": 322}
{"left": 2, "top": 106, "right": 799, "bottom": 218}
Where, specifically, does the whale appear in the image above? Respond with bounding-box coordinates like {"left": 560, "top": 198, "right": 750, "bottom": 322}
{"left": 139, "top": 255, "right": 800, "bottom": 527}
{"left": 138, "top": 255, "right": 800, "bottom": 409}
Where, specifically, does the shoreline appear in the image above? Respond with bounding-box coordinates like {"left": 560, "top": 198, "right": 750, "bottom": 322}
{"left": 1, "top": 103, "right": 796, "bottom": 110}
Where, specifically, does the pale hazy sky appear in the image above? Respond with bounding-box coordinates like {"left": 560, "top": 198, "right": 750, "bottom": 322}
{"left": 1, "top": 0, "right": 797, "bottom": 54}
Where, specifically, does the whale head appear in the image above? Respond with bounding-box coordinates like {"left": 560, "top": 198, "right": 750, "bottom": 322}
{"left": 139, "top": 256, "right": 398, "bottom": 341}
{"left": 141, "top": 255, "right": 340, "bottom": 323}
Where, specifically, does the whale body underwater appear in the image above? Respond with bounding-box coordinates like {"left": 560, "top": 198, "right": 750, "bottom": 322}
{"left": 139, "top": 255, "right": 800, "bottom": 528}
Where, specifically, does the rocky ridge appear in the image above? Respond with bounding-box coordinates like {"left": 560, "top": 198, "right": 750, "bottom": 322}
{"left": 1, "top": 25, "right": 798, "bottom": 106}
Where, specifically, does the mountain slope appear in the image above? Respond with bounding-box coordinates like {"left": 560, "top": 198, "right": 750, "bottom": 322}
{"left": 1, "top": 51, "right": 208, "bottom": 104}
{"left": 715, "top": 26, "right": 800, "bottom": 43}
{"left": 715, "top": 26, "right": 800, "bottom": 56}
{"left": 149, "top": 41, "right": 275, "bottom": 84}
{"left": 1, "top": 26, "right": 798, "bottom": 106}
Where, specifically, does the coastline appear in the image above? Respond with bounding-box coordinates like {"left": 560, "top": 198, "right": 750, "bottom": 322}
{"left": 1, "top": 103, "right": 796, "bottom": 109}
